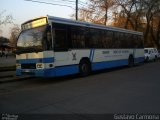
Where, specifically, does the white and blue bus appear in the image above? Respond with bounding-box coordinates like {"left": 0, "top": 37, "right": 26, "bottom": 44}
{"left": 16, "top": 15, "right": 144, "bottom": 77}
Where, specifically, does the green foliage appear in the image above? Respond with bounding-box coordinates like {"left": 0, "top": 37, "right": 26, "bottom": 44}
{"left": 10, "top": 24, "right": 20, "bottom": 47}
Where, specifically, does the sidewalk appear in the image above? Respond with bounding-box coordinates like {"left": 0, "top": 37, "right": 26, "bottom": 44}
{"left": 0, "top": 71, "right": 15, "bottom": 78}
{"left": 0, "top": 57, "right": 31, "bottom": 84}
{"left": 0, "top": 56, "right": 16, "bottom": 67}
{"left": 0, "top": 71, "right": 31, "bottom": 84}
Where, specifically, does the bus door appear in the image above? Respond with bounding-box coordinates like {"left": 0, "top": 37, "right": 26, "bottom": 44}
{"left": 52, "top": 23, "right": 69, "bottom": 63}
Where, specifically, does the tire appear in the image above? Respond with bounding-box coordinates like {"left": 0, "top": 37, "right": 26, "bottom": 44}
{"left": 79, "top": 60, "right": 91, "bottom": 77}
{"left": 128, "top": 55, "right": 134, "bottom": 67}
{"left": 146, "top": 57, "right": 149, "bottom": 62}
{"left": 154, "top": 56, "right": 157, "bottom": 62}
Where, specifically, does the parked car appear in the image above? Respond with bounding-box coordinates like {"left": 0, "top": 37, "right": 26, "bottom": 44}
{"left": 144, "top": 48, "right": 159, "bottom": 62}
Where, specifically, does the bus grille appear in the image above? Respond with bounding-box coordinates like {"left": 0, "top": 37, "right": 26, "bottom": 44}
{"left": 21, "top": 64, "right": 36, "bottom": 69}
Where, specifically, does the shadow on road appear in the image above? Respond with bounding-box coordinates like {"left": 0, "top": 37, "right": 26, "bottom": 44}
{"left": 2, "top": 61, "right": 157, "bottom": 86}
{"left": 24, "top": 62, "right": 145, "bottom": 85}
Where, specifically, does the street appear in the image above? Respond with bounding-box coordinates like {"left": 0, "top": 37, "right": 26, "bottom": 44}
{"left": 0, "top": 62, "right": 160, "bottom": 115}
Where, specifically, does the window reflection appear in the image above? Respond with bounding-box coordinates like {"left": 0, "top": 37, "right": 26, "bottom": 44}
{"left": 17, "top": 25, "right": 53, "bottom": 53}
{"left": 17, "top": 26, "right": 46, "bottom": 48}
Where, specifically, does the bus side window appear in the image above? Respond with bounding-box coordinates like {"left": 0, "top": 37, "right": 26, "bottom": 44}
{"left": 43, "top": 25, "right": 52, "bottom": 50}
{"left": 138, "top": 36, "right": 144, "bottom": 48}
{"left": 70, "top": 25, "right": 86, "bottom": 49}
{"left": 53, "top": 23, "right": 68, "bottom": 51}
{"left": 46, "top": 31, "right": 52, "bottom": 50}
{"left": 55, "top": 29, "right": 65, "bottom": 48}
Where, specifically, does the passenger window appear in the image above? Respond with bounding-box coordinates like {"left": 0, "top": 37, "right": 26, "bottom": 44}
{"left": 89, "top": 28, "right": 100, "bottom": 48}
{"left": 71, "top": 26, "right": 86, "bottom": 48}
{"left": 43, "top": 26, "right": 52, "bottom": 50}
{"left": 106, "top": 31, "right": 113, "bottom": 48}
{"left": 55, "top": 30, "right": 66, "bottom": 49}
{"left": 47, "top": 32, "right": 52, "bottom": 49}
{"left": 53, "top": 23, "right": 68, "bottom": 51}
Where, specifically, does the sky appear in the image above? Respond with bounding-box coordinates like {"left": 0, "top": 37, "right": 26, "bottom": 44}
{"left": 0, "top": 0, "right": 86, "bottom": 38}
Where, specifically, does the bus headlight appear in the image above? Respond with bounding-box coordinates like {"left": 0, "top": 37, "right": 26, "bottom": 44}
{"left": 16, "top": 64, "right": 21, "bottom": 69}
{"left": 36, "top": 63, "right": 44, "bottom": 69}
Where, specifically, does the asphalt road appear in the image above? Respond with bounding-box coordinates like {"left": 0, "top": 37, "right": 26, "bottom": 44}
{"left": 0, "top": 62, "right": 160, "bottom": 115}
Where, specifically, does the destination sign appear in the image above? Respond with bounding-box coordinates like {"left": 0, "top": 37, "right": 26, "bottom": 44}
{"left": 22, "top": 17, "right": 47, "bottom": 30}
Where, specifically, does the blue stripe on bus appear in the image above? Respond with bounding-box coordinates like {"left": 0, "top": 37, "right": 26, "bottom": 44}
{"left": 16, "top": 65, "right": 79, "bottom": 77}
{"left": 17, "top": 57, "right": 54, "bottom": 64}
{"left": 134, "top": 57, "right": 145, "bottom": 63}
{"left": 16, "top": 57, "right": 144, "bottom": 77}
{"left": 16, "top": 68, "right": 46, "bottom": 77}
{"left": 89, "top": 49, "right": 95, "bottom": 62}
{"left": 92, "top": 59, "right": 128, "bottom": 71}
{"left": 54, "top": 65, "right": 79, "bottom": 76}
{"left": 17, "top": 59, "right": 127, "bottom": 77}
{"left": 91, "top": 49, "right": 95, "bottom": 62}
{"left": 89, "top": 49, "right": 93, "bottom": 61}
{"left": 92, "top": 57, "right": 144, "bottom": 71}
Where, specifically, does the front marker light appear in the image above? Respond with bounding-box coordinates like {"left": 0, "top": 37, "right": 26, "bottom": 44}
{"left": 36, "top": 63, "right": 44, "bottom": 69}
{"left": 16, "top": 64, "right": 21, "bottom": 69}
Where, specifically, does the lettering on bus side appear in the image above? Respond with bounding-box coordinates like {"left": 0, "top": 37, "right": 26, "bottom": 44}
{"left": 102, "top": 51, "right": 110, "bottom": 54}
{"left": 113, "top": 50, "right": 129, "bottom": 54}
{"left": 122, "top": 50, "right": 129, "bottom": 53}
{"left": 102, "top": 50, "right": 129, "bottom": 55}
{"left": 113, "top": 50, "right": 121, "bottom": 54}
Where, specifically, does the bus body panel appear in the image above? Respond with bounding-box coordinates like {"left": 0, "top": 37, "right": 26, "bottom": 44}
{"left": 133, "top": 49, "right": 145, "bottom": 63}
{"left": 16, "top": 49, "right": 144, "bottom": 77}
{"left": 16, "top": 16, "right": 145, "bottom": 77}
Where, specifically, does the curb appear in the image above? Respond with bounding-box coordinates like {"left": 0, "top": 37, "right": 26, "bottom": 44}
{"left": 0, "top": 76, "right": 33, "bottom": 84}
{"left": 0, "top": 75, "right": 14, "bottom": 79}
{"left": 0, "top": 68, "right": 16, "bottom": 72}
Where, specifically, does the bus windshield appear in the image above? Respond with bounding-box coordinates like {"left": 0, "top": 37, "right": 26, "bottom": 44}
{"left": 17, "top": 25, "right": 52, "bottom": 54}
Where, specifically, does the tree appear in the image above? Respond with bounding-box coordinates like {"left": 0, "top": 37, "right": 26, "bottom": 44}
{"left": 9, "top": 24, "right": 20, "bottom": 47}
{"left": 0, "top": 10, "right": 13, "bottom": 37}
{"left": 88, "top": 0, "right": 114, "bottom": 25}
{"left": 72, "top": 0, "right": 114, "bottom": 25}
{"left": 71, "top": 0, "right": 160, "bottom": 48}
{"left": 112, "top": 0, "right": 144, "bottom": 30}
{"left": 0, "top": 10, "right": 13, "bottom": 26}
{"left": 112, "top": 0, "right": 160, "bottom": 48}
{"left": 0, "top": 36, "right": 9, "bottom": 47}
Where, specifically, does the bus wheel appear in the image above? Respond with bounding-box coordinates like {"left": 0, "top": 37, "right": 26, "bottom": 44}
{"left": 79, "top": 60, "right": 91, "bottom": 77}
{"left": 128, "top": 55, "right": 134, "bottom": 67}
{"left": 154, "top": 56, "right": 157, "bottom": 62}
{"left": 146, "top": 57, "right": 149, "bottom": 62}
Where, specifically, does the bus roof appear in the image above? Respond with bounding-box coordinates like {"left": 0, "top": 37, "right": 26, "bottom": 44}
{"left": 22, "top": 15, "right": 143, "bottom": 35}
{"left": 47, "top": 15, "right": 143, "bottom": 35}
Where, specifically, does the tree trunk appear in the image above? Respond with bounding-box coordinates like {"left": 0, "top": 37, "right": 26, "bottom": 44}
{"left": 156, "top": 19, "right": 160, "bottom": 48}
{"left": 150, "top": 18, "right": 156, "bottom": 46}
{"left": 104, "top": 9, "right": 108, "bottom": 26}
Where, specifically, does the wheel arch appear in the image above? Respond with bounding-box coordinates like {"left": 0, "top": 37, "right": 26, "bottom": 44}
{"left": 79, "top": 57, "right": 92, "bottom": 76}
{"left": 79, "top": 57, "right": 91, "bottom": 66}
{"left": 128, "top": 54, "right": 134, "bottom": 66}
